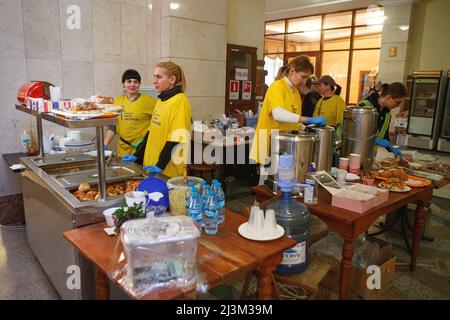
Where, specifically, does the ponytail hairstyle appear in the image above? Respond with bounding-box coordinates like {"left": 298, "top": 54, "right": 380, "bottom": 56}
{"left": 334, "top": 84, "right": 342, "bottom": 96}
{"left": 380, "top": 82, "right": 407, "bottom": 99}
{"left": 156, "top": 61, "right": 187, "bottom": 92}
{"left": 275, "top": 55, "right": 314, "bottom": 80}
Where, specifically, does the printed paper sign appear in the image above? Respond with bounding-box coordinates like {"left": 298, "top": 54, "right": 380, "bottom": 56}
{"left": 242, "top": 80, "right": 252, "bottom": 100}
{"left": 229, "top": 80, "right": 240, "bottom": 100}
{"left": 235, "top": 68, "right": 248, "bottom": 81}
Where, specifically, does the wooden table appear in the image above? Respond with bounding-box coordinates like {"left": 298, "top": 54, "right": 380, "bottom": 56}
{"left": 252, "top": 183, "right": 433, "bottom": 299}
{"left": 63, "top": 209, "right": 295, "bottom": 300}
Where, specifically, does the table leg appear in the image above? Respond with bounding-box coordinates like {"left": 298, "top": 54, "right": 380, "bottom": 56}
{"left": 95, "top": 267, "right": 109, "bottom": 300}
{"left": 410, "top": 204, "right": 426, "bottom": 271}
{"left": 257, "top": 255, "right": 281, "bottom": 300}
{"left": 339, "top": 238, "right": 354, "bottom": 300}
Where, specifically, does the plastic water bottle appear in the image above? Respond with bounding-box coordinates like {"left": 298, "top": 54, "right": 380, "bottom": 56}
{"left": 21, "top": 130, "right": 31, "bottom": 153}
{"left": 201, "top": 185, "right": 211, "bottom": 211}
{"left": 211, "top": 179, "right": 218, "bottom": 192}
{"left": 199, "top": 180, "right": 206, "bottom": 195}
{"left": 215, "top": 182, "right": 226, "bottom": 223}
{"left": 304, "top": 165, "right": 317, "bottom": 205}
{"left": 185, "top": 181, "right": 195, "bottom": 211}
{"left": 204, "top": 190, "right": 218, "bottom": 235}
{"left": 188, "top": 192, "right": 202, "bottom": 230}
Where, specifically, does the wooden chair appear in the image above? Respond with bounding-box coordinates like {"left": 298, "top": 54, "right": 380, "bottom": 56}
{"left": 240, "top": 197, "right": 330, "bottom": 300}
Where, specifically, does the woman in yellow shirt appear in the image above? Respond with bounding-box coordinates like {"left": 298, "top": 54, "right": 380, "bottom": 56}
{"left": 312, "top": 75, "right": 346, "bottom": 128}
{"left": 249, "top": 56, "right": 326, "bottom": 184}
{"left": 142, "top": 61, "right": 191, "bottom": 178}
{"left": 104, "top": 69, "right": 156, "bottom": 163}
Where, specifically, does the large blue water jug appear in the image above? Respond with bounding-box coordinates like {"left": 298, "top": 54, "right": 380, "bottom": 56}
{"left": 267, "top": 191, "right": 310, "bottom": 274}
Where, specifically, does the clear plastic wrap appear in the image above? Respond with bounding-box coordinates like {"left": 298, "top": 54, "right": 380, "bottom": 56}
{"left": 107, "top": 216, "right": 211, "bottom": 298}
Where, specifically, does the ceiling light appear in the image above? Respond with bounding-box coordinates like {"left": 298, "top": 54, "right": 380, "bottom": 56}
{"left": 398, "top": 25, "right": 409, "bottom": 31}
{"left": 170, "top": 2, "right": 180, "bottom": 10}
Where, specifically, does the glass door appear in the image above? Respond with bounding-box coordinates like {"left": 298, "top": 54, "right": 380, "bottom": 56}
{"left": 441, "top": 76, "right": 450, "bottom": 138}
{"left": 408, "top": 78, "right": 440, "bottom": 136}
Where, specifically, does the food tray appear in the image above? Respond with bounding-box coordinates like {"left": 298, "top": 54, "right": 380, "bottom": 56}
{"left": 52, "top": 109, "right": 120, "bottom": 119}
{"left": 373, "top": 174, "right": 431, "bottom": 187}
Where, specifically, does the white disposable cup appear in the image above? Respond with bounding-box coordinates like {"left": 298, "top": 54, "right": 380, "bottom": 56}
{"left": 50, "top": 86, "right": 61, "bottom": 101}
{"left": 337, "top": 169, "right": 347, "bottom": 184}
{"left": 339, "top": 157, "right": 349, "bottom": 171}
{"left": 66, "top": 130, "right": 81, "bottom": 141}
{"left": 252, "top": 209, "right": 265, "bottom": 236}
{"left": 125, "top": 191, "right": 148, "bottom": 210}
{"left": 248, "top": 205, "right": 260, "bottom": 233}
{"left": 103, "top": 207, "right": 119, "bottom": 227}
{"left": 264, "top": 209, "right": 277, "bottom": 236}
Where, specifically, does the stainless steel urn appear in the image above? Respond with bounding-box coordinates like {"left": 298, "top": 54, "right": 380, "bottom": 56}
{"left": 341, "top": 106, "right": 379, "bottom": 170}
{"left": 271, "top": 131, "right": 319, "bottom": 183}
{"left": 311, "top": 126, "right": 339, "bottom": 172}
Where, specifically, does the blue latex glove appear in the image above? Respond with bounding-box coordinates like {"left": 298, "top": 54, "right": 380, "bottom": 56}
{"left": 305, "top": 117, "right": 326, "bottom": 126}
{"left": 104, "top": 144, "right": 108, "bottom": 151}
{"left": 122, "top": 154, "right": 137, "bottom": 162}
{"left": 143, "top": 165, "right": 162, "bottom": 174}
{"left": 390, "top": 147, "right": 403, "bottom": 158}
{"left": 375, "top": 138, "right": 393, "bottom": 148}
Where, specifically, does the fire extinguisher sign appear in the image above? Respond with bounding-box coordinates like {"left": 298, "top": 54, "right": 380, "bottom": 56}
{"left": 229, "top": 80, "right": 239, "bottom": 100}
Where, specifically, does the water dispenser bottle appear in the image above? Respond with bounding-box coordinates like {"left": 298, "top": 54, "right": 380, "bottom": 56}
{"left": 267, "top": 154, "right": 310, "bottom": 274}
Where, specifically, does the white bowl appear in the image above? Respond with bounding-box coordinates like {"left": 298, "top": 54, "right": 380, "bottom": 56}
{"left": 103, "top": 207, "right": 119, "bottom": 227}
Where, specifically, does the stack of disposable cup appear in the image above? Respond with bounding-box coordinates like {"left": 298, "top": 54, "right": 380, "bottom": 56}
{"left": 247, "top": 206, "right": 278, "bottom": 237}
{"left": 349, "top": 153, "right": 361, "bottom": 174}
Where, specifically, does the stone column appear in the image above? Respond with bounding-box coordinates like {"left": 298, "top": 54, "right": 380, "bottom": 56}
{"left": 377, "top": 0, "right": 417, "bottom": 134}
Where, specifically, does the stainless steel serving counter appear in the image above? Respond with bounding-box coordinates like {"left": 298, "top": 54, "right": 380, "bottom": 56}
{"left": 20, "top": 153, "right": 166, "bottom": 299}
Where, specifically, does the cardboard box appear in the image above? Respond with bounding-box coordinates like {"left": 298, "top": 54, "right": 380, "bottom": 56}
{"left": 332, "top": 189, "right": 376, "bottom": 213}
{"left": 348, "top": 184, "right": 389, "bottom": 207}
{"left": 319, "top": 238, "right": 395, "bottom": 300}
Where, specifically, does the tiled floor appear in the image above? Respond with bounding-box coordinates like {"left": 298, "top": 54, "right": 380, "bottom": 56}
{"left": 1, "top": 176, "right": 449, "bottom": 300}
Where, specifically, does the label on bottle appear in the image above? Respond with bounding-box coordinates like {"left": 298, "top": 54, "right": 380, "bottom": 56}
{"left": 281, "top": 241, "right": 306, "bottom": 266}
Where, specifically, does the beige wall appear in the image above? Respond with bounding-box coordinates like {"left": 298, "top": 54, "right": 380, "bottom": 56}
{"left": 0, "top": 0, "right": 157, "bottom": 196}
{"left": 228, "top": 0, "right": 265, "bottom": 60}
{"left": 408, "top": 0, "right": 450, "bottom": 72}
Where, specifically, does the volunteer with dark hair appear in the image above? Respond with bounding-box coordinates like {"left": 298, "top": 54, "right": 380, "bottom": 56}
{"left": 249, "top": 56, "right": 326, "bottom": 184}
{"left": 104, "top": 69, "right": 156, "bottom": 163}
{"left": 299, "top": 76, "right": 322, "bottom": 118}
{"left": 141, "top": 61, "right": 191, "bottom": 177}
{"left": 312, "top": 75, "right": 346, "bottom": 128}
{"left": 359, "top": 82, "right": 407, "bottom": 157}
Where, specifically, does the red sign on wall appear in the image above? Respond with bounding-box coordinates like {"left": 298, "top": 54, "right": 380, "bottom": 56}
{"left": 242, "top": 80, "right": 251, "bottom": 100}
{"left": 229, "top": 80, "right": 239, "bottom": 100}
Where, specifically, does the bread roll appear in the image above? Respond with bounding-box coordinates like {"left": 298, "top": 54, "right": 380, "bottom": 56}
{"left": 78, "top": 182, "right": 91, "bottom": 192}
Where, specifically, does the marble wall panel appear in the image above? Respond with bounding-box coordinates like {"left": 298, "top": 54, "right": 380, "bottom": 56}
{"left": 161, "top": 0, "right": 227, "bottom": 25}
{"left": 94, "top": 62, "right": 123, "bottom": 97}
{"left": 188, "top": 97, "right": 225, "bottom": 121}
{"left": 121, "top": 3, "right": 148, "bottom": 64}
{"left": 22, "top": 0, "right": 62, "bottom": 60}
{"left": 171, "top": 58, "right": 226, "bottom": 97}
{"left": 62, "top": 60, "right": 94, "bottom": 98}
{"left": 0, "top": 0, "right": 25, "bottom": 58}
{"left": 59, "top": 0, "right": 93, "bottom": 61}
{"left": 168, "top": 17, "right": 227, "bottom": 61}
{"left": 92, "top": 0, "right": 122, "bottom": 63}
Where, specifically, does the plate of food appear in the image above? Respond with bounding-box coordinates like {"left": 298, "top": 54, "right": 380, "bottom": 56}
{"left": 373, "top": 168, "right": 431, "bottom": 187}
{"left": 378, "top": 179, "right": 411, "bottom": 192}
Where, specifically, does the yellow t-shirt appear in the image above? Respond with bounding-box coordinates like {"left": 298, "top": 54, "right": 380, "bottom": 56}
{"left": 313, "top": 95, "right": 346, "bottom": 127}
{"left": 249, "top": 78, "right": 302, "bottom": 164}
{"left": 143, "top": 93, "right": 191, "bottom": 177}
{"left": 114, "top": 94, "right": 156, "bottom": 156}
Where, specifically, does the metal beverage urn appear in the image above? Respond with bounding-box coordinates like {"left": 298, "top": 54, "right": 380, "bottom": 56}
{"left": 341, "top": 106, "right": 379, "bottom": 170}
{"left": 309, "top": 126, "right": 340, "bottom": 172}
{"left": 271, "top": 131, "right": 319, "bottom": 185}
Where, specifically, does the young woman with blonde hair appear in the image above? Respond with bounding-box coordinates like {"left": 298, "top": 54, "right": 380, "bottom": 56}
{"left": 142, "top": 61, "right": 191, "bottom": 177}
{"left": 249, "top": 56, "right": 326, "bottom": 184}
